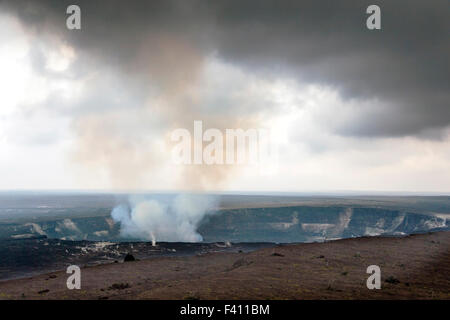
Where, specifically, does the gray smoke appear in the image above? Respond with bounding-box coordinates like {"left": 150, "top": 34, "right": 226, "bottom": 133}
{"left": 2, "top": 0, "right": 449, "bottom": 139}
{"left": 111, "top": 194, "right": 218, "bottom": 245}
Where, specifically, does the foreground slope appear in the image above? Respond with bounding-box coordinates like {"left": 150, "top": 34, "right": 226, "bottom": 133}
{"left": 0, "top": 231, "right": 448, "bottom": 299}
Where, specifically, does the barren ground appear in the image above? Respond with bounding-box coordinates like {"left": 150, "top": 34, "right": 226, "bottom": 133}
{"left": 0, "top": 231, "right": 448, "bottom": 300}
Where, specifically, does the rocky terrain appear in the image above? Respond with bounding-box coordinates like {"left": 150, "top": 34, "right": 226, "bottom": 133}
{"left": 0, "top": 231, "right": 448, "bottom": 300}
{"left": 0, "top": 237, "right": 273, "bottom": 281}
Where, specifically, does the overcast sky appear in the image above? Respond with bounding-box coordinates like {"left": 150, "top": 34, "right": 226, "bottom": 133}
{"left": 0, "top": 0, "right": 449, "bottom": 192}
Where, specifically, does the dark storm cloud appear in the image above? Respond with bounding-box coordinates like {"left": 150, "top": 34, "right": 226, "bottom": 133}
{"left": 1, "top": 0, "right": 449, "bottom": 138}
{"left": 208, "top": 0, "right": 450, "bottom": 138}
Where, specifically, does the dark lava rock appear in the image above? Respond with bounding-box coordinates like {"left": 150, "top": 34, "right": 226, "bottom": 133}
{"left": 271, "top": 252, "right": 284, "bottom": 257}
{"left": 385, "top": 276, "right": 401, "bottom": 284}
{"left": 38, "top": 289, "right": 49, "bottom": 294}
{"left": 123, "top": 253, "right": 135, "bottom": 262}
{"left": 108, "top": 283, "right": 130, "bottom": 290}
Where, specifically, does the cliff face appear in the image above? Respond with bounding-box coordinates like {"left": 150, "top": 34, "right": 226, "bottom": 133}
{"left": 1, "top": 205, "right": 448, "bottom": 243}
{"left": 199, "top": 206, "right": 448, "bottom": 242}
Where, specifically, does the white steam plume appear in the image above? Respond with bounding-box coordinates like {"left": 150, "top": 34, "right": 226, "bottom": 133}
{"left": 111, "top": 194, "right": 218, "bottom": 245}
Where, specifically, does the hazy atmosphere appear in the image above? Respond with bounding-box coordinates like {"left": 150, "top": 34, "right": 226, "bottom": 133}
{"left": 0, "top": 1, "right": 449, "bottom": 304}
{"left": 0, "top": 0, "right": 449, "bottom": 192}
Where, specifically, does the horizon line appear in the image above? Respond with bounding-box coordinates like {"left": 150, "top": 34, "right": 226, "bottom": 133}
{"left": 0, "top": 189, "right": 449, "bottom": 197}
